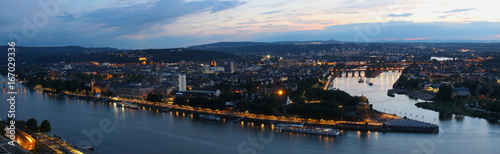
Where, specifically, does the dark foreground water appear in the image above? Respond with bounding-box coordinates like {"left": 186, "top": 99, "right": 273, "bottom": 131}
{"left": 1, "top": 72, "right": 499, "bottom": 154}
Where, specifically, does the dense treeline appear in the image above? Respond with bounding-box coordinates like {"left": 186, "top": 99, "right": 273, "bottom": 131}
{"left": 434, "top": 84, "right": 453, "bottom": 101}
{"left": 287, "top": 102, "right": 341, "bottom": 120}
{"left": 174, "top": 97, "right": 226, "bottom": 110}
{"left": 146, "top": 93, "right": 163, "bottom": 102}
{"left": 486, "top": 102, "right": 500, "bottom": 112}
{"left": 145, "top": 49, "right": 236, "bottom": 62}
{"left": 0, "top": 46, "right": 119, "bottom": 64}
{"left": 290, "top": 77, "right": 320, "bottom": 104}
{"left": 189, "top": 43, "right": 371, "bottom": 55}
{"left": 188, "top": 42, "right": 500, "bottom": 56}
{"left": 304, "top": 88, "right": 361, "bottom": 106}
{"left": 2, "top": 118, "right": 52, "bottom": 133}
{"left": 20, "top": 73, "right": 98, "bottom": 93}
{"left": 39, "top": 79, "right": 91, "bottom": 93}
{"left": 0, "top": 46, "right": 237, "bottom": 64}
{"left": 233, "top": 88, "right": 359, "bottom": 120}
{"left": 393, "top": 75, "right": 425, "bottom": 90}
{"left": 237, "top": 98, "right": 282, "bottom": 115}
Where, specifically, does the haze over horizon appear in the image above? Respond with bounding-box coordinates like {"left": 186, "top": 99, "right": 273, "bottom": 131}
{"left": 2, "top": 0, "right": 500, "bottom": 49}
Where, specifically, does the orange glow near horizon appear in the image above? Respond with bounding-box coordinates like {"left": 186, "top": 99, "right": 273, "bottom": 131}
{"left": 153, "top": 0, "right": 500, "bottom": 38}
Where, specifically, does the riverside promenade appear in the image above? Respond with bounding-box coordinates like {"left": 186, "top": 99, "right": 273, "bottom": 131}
{"left": 135, "top": 100, "right": 439, "bottom": 133}
{"left": 41, "top": 89, "right": 439, "bottom": 133}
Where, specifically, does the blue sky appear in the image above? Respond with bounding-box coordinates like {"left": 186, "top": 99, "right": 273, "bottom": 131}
{"left": 1, "top": 0, "right": 500, "bottom": 49}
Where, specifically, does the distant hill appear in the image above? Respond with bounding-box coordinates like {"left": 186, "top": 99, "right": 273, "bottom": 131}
{"left": 190, "top": 41, "right": 274, "bottom": 48}
{"left": 134, "top": 48, "right": 237, "bottom": 63}
{"left": 0, "top": 46, "right": 119, "bottom": 55}
{"left": 0, "top": 46, "right": 120, "bottom": 64}
{"left": 376, "top": 39, "right": 500, "bottom": 43}
{"left": 273, "top": 40, "right": 342, "bottom": 45}
{"left": 188, "top": 40, "right": 367, "bottom": 55}
{"left": 0, "top": 46, "right": 237, "bottom": 64}
{"left": 188, "top": 40, "right": 500, "bottom": 55}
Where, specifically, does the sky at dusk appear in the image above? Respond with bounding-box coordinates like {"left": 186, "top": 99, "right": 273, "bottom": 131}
{"left": 2, "top": 0, "right": 500, "bottom": 49}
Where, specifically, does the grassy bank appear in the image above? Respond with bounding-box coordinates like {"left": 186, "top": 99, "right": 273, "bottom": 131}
{"left": 416, "top": 101, "right": 500, "bottom": 120}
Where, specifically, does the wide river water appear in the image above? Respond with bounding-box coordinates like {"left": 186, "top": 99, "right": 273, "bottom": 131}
{"left": 1, "top": 72, "right": 499, "bottom": 154}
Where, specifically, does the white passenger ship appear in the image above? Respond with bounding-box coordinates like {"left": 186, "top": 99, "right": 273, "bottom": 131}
{"left": 275, "top": 124, "right": 340, "bottom": 136}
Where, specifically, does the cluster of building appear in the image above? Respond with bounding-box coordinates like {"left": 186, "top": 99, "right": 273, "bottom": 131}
{"left": 400, "top": 56, "right": 499, "bottom": 99}
{"left": 19, "top": 43, "right": 500, "bottom": 103}
{"left": 25, "top": 54, "right": 329, "bottom": 102}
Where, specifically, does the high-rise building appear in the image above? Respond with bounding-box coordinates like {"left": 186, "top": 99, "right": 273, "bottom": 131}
{"left": 178, "top": 74, "right": 186, "bottom": 91}
{"left": 225, "top": 62, "right": 236, "bottom": 73}
{"left": 308, "top": 50, "right": 316, "bottom": 56}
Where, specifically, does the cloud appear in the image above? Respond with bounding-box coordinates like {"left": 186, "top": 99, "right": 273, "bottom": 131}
{"left": 387, "top": 13, "right": 414, "bottom": 17}
{"left": 443, "top": 8, "right": 476, "bottom": 13}
{"left": 262, "top": 10, "right": 281, "bottom": 15}
{"left": 237, "top": 19, "right": 282, "bottom": 25}
{"left": 2, "top": 0, "right": 500, "bottom": 49}
{"left": 253, "top": 21, "right": 500, "bottom": 43}
{"left": 54, "top": 0, "right": 245, "bottom": 39}
{"left": 209, "top": 0, "right": 246, "bottom": 13}
{"left": 58, "top": 12, "right": 78, "bottom": 22}
{"left": 80, "top": 0, "right": 244, "bottom": 27}
{"left": 439, "top": 15, "right": 450, "bottom": 18}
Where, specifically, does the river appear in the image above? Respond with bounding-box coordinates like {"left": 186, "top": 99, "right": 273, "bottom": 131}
{"left": 1, "top": 72, "right": 499, "bottom": 154}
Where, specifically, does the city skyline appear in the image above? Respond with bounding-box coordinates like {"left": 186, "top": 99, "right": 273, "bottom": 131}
{"left": 2, "top": 1, "right": 500, "bottom": 153}
{"left": 2, "top": 0, "right": 500, "bottom": 49}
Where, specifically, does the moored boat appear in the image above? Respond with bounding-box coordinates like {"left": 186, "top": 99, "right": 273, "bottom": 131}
{"left": 127, "top": 103, "right": 139, "bottom": 109}
{"left": 275, "top": 124, "right": 340, "bottom": 136}
{"left": 117, "top": 102, "right": 138, "bottom": 109}
{"left": 117, "top": 102, "right": 127, "bottom": 107}
{"left": 387, "top": 92, "right": 395, "bottom": 97}
{"left": 358, "top": 77, "right": 364, "bottom": 83}
{"left": 366, "top": 80, "right": 373, "bottom": 86}
{"left": 198, "top": 114, "right": 221, "bottom": 121}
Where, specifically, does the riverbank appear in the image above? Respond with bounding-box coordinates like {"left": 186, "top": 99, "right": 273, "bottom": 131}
{"left": 136, "top": 99, "right": 439, "bottom": 133}
{"left": 415, "top": 101, "right": 500, "bottom": 121}
{"left": 34, "top": 85, "right": 439, "bottom": 133}
{"left": 407, "top": 90, "right": 436, "bottom": 101}
{"left": 387, "top": 88, "right": 412, "bottom": 94}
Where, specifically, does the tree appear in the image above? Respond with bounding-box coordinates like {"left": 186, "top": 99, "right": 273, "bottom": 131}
{"left": 0, "top": 125, "right": 4, "bottom": 135}
{"left": 174, "top": 96, "right": 188, "bottom": 106}
{"left": 249, "top": 102, "right": 274, "bottom": 115}
{"left": 40, "top": 120, "right": 51, "bottom": 133}
{"left": 188, "top": 97, "right": 208, "bottom": 108}
{"left": 27, "top": 118, "right": 37, "bottom": 131}
{"left": 236, "top": 100, "right": 251, "bottom": 112}
{"left": 102, "top": 91, "right": 114, "bottom": 97}
{"left": 15, "top": 120, "right": 27, "bottom": 129}
{"left": 304, "top": 88, "right": 324, "bottom": 100}
{"left": 146, "top": 93, "right": 162, "bottom": 103}
{"left": 435, "top": 84, "right": 453, "bottom": 101}
{"left": 219, "top": 92, "right": 235, "bottom": 101}
{"left": 208, "top": 98, "right": 227, "bottom": 110}
{"left": 334, "top": 63, "right": 346, "bottom": 69}
{"left": 53, "top": 79, "right": 66, "bottom": 92}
